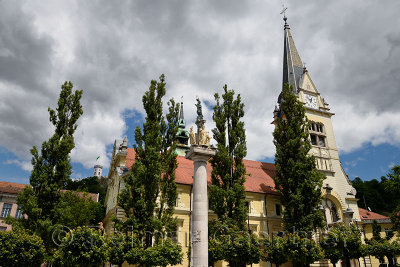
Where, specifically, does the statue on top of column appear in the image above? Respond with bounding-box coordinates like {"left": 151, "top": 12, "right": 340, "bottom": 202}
{"left": 199, "top": 125, "right": 210, "bottom": 147}
{"left": 195, "top": 97, "right": 203, "bottom": 123}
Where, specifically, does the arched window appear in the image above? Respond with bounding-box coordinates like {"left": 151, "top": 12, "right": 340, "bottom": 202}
{"left": 309, "top": 121, "right": 326, "bottom": 147}
{"left": 323, "top": 199, "right": 340, "bottom": 224}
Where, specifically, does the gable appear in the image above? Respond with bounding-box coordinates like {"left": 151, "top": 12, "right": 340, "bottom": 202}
{"left": 301, "top": 72, "right": 318, "bottom": 94}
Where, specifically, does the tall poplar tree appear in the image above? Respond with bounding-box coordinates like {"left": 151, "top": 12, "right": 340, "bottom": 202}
{"left": 17, "top": 81, "right": 83, "bottom": 229}
{"left": 116, "top": 75, "right": 182, "bottom": 264}
{"left": 209, "top": 85, "right": 247, "bottom": 226}
{"left": 273, "top": 83, "right": 325, "bottom": 233}
{"left": 209, "top": 85, "right": 259, "bottom": 267}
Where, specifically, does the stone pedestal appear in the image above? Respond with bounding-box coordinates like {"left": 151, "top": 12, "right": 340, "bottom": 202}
{"left": 186, "top": 145, "right": 215, "bottom": 267}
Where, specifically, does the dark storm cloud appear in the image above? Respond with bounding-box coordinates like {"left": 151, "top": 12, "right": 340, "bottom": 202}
{"left": 0, "top": 3, "right": 55, "bottom": 160}
{"left": 0, "top": 4, "right": 53, "bottom": 92}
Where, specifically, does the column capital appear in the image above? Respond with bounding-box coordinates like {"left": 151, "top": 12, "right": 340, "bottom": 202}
{"left": 185, "top": 145, "right": 216, "bottom": 162}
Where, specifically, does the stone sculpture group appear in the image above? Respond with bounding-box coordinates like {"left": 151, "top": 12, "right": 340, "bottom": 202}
{"left": 189, "top": 126, "right": 210, "bottom": 147}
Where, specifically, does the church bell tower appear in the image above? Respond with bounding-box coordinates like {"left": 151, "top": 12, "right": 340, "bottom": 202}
{"left": 275, "top": 15, "right": 360, "bottom": 225}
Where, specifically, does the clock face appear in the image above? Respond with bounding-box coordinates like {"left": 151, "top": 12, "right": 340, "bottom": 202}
{"left": 304, "top": 94, "right": 317, "bottom": 109}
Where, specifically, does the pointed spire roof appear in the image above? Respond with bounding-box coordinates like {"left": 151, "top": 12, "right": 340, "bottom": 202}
{"left": 280, "top": 16, "right": 305, "bottom": 102}
{"left": 178, "top": 97, "right": 185, "bottom": 127}
{"left": 175, "top": 98, "right": 189, "bottom": 155}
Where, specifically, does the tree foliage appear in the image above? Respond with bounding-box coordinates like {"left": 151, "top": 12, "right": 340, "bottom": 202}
{"left": 209, "top": 85, "right": 247, "bottom": 226}
{"left": 285, "top": 233, "right": 323, "bottom": 267}
{"left": 52, "top": 227, "right": 106, "bottom": 267}
{"left": 115, "top": 75, "right": 182, "bottom": 265}
{"left": 0, "top": 229, "right": 46, "bottom": 267}
{"left": 367, "top": 239, "right": 400, "bottom": 266}
{"left": 27, "top": 81, "right": 83, "bottom": 220}
{"left": 208, "top": 85, "right": 260, "bottom": 266}
{"left": 261, "top": 236, "right": 288, "bottom": 267}
{"left": 273, "top": 83, "right": 325, "bottom": 232}
{"left": 9, "top": 82, "right": 83, "bottom": 255}
{"left": 53, "top": 191, "right": 104, "bottom": 228}
{"left": 209, "top": 220, "right": 260, "bottom": 266}
{"left": 64, "top": 176, "right": 108, "bottom": 205}
{"left": 352, "top": 165, "right": 400, "bottom": 216}
{"left": 17, "top": 81, "right": 83, "bottom": 226}
{"left": 321, "top": 224, "right": 364, "bottom": 266}
{"left": 262, "top": 233, "right": 323, "bottom": 267}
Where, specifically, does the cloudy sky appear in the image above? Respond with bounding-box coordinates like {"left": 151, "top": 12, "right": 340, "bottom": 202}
{"left": 1, "top": 0, "right": 400, "bottom": 184}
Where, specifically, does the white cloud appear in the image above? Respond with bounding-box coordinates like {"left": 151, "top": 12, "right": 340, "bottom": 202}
{"left": 333, "top": 104, "right": 400, "bottom": 153}
{"left": 4, "top": 159, "right": 33, "bottom": 172}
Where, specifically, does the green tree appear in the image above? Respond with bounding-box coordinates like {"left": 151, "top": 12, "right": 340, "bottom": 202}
{"left": 27, "top": 81, "right": 83, "bottom": 219}
{"left": 64, "top": 176, "right": 108, "bottom": 205}
{"left": 284, "top": 233, "right": 323, "bottom": 267}
{"left": 52, "top": 227, "right": 106, "bottom": 267}
{"left": 371, "top": 219, "right": 383, "bottom": 241}
{"left": 208, "top": 85, "right": 260, "bottom": 266}
{"left": 209, "top": 220, "right": 260, "bottom": 266}
{"left": 384, "top": 165, "right": 400, "bottom": 231}
{"left": 106, "top": 232, "right": 140, "bottom": 267}
{"left": 261, "top": 236, "right": 289, "bottom": 267}
{"left": 0, "top": 229, "right": 46, "bottom": 267}
{"left": 11, "top": 82, "right": 83, "bottom": 254}
{"left": 115, "top": 75, "right": 182, "bottom": 265}
{"left": 352, "top": 177, "right": 394, "bottom": 215}
{"left": 273, "top": 83, "right": 325, "bottom": 232}
{"left": 368, "top": 240, "right": 400, "bottom": 267}
{"left": 53, "top": 191, "right": 104, "bottom": 228}
{"left": 391, "top": 205, "right": 400, "bottom": 233}
{"left": 322, "top": 224, "right": 364, "bottom": 267}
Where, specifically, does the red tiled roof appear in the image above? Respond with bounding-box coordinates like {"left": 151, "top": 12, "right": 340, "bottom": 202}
{"left": 126, "top": 148, "right": 277, "bottom": 194}
{"left": 358, "top": 208, "right": 389, "bottom": 221}
{"left": 0, "top": 181, "right": 28, "bottom": 194}
{"left": 0, "top": 181, "right": 99, "bottom": 202}
{"left": 60, "top": 190, "right": 99, "bottom": 202}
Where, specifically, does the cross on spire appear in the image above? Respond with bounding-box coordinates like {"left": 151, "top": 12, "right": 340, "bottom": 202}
{"left": 280, "top": 5, "right": 288, "bottom": 18}
{"left": 280, "top": 5, "right": 289, "bottom": 29}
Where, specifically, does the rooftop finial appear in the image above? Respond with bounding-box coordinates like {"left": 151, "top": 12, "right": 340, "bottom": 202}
{"left": 303, "top": 62, "right": 308, "bottom": 72}
{"left": 179, "top": 96, "right": 184, "bottom": 121}
{"left": 280, "top": 5, "right": 289, "bottom": 29}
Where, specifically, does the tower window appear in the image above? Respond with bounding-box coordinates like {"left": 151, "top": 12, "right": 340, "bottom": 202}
{"left": 310, "top": 135, "right": 317, "bottom": 146}
{"left": 318, "top": 136, "right": 325, "bottom": 147}
{"left": 275, "top": 204, "right": 281, "bottom": 216}
{"left": 309, "top": 121, "right": 326, "bottom": 147}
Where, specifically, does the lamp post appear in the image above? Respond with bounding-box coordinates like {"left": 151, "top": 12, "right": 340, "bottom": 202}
{"left": 343, "top": 206, "right": 354, "bottom": 225}
{"left": 323, "top": 183, "right": 333, "bottom": 196}
{"left": 321, "top": 184, "right": 333, "bottom": 229}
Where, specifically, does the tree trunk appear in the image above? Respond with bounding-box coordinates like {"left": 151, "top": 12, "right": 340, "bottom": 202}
{"left": 387, "top": 256, "right": 395, "bottom": 267}
{"left": 228, "top": 261, "right": 246, "bottom": 267}
{"left": 341, "top": 258, "right": 351, "bottom": 267}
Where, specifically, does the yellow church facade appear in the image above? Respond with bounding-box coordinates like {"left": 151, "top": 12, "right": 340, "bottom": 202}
{"left": 104, "top": 140, "right": 287, "bottom": 267}
{"left": 102, "top": 17, "right": 395, "bottom": 267}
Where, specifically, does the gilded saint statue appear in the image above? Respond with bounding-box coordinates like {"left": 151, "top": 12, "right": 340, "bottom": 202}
{"left": 199, "top": 125, "right": 210, "bottom": 147}
{"left": 189, "top": 126, "right": 196, "bottom": 145}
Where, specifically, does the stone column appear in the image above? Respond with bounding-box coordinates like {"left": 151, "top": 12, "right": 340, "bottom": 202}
{"left": 186, "top": 145, "right": 215, "bottom": 267}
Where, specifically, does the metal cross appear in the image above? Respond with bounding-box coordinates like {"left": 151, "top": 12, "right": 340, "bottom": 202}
{"left": 280, "top": 5, "right": 288, "bottom": 17}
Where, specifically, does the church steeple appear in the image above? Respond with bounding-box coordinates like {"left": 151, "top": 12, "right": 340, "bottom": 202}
{"left": 274, "top": 14, "right": 360, "bottom": 225}
{"left": 280, "top": 16, "right": 305, "bottom": 102}
{"left": 175, "top": 98, "right": 189, "bottom": 156}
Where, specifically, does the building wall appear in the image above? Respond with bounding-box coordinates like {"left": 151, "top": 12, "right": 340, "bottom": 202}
{"left": 0, "top": 194, "right": 19, "bottom": 231}
{"left": 299, "top": 73, "right": 360, "bottom": 225}
{"left": 362, "top": 222, "right": 400, "bottom": 266}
